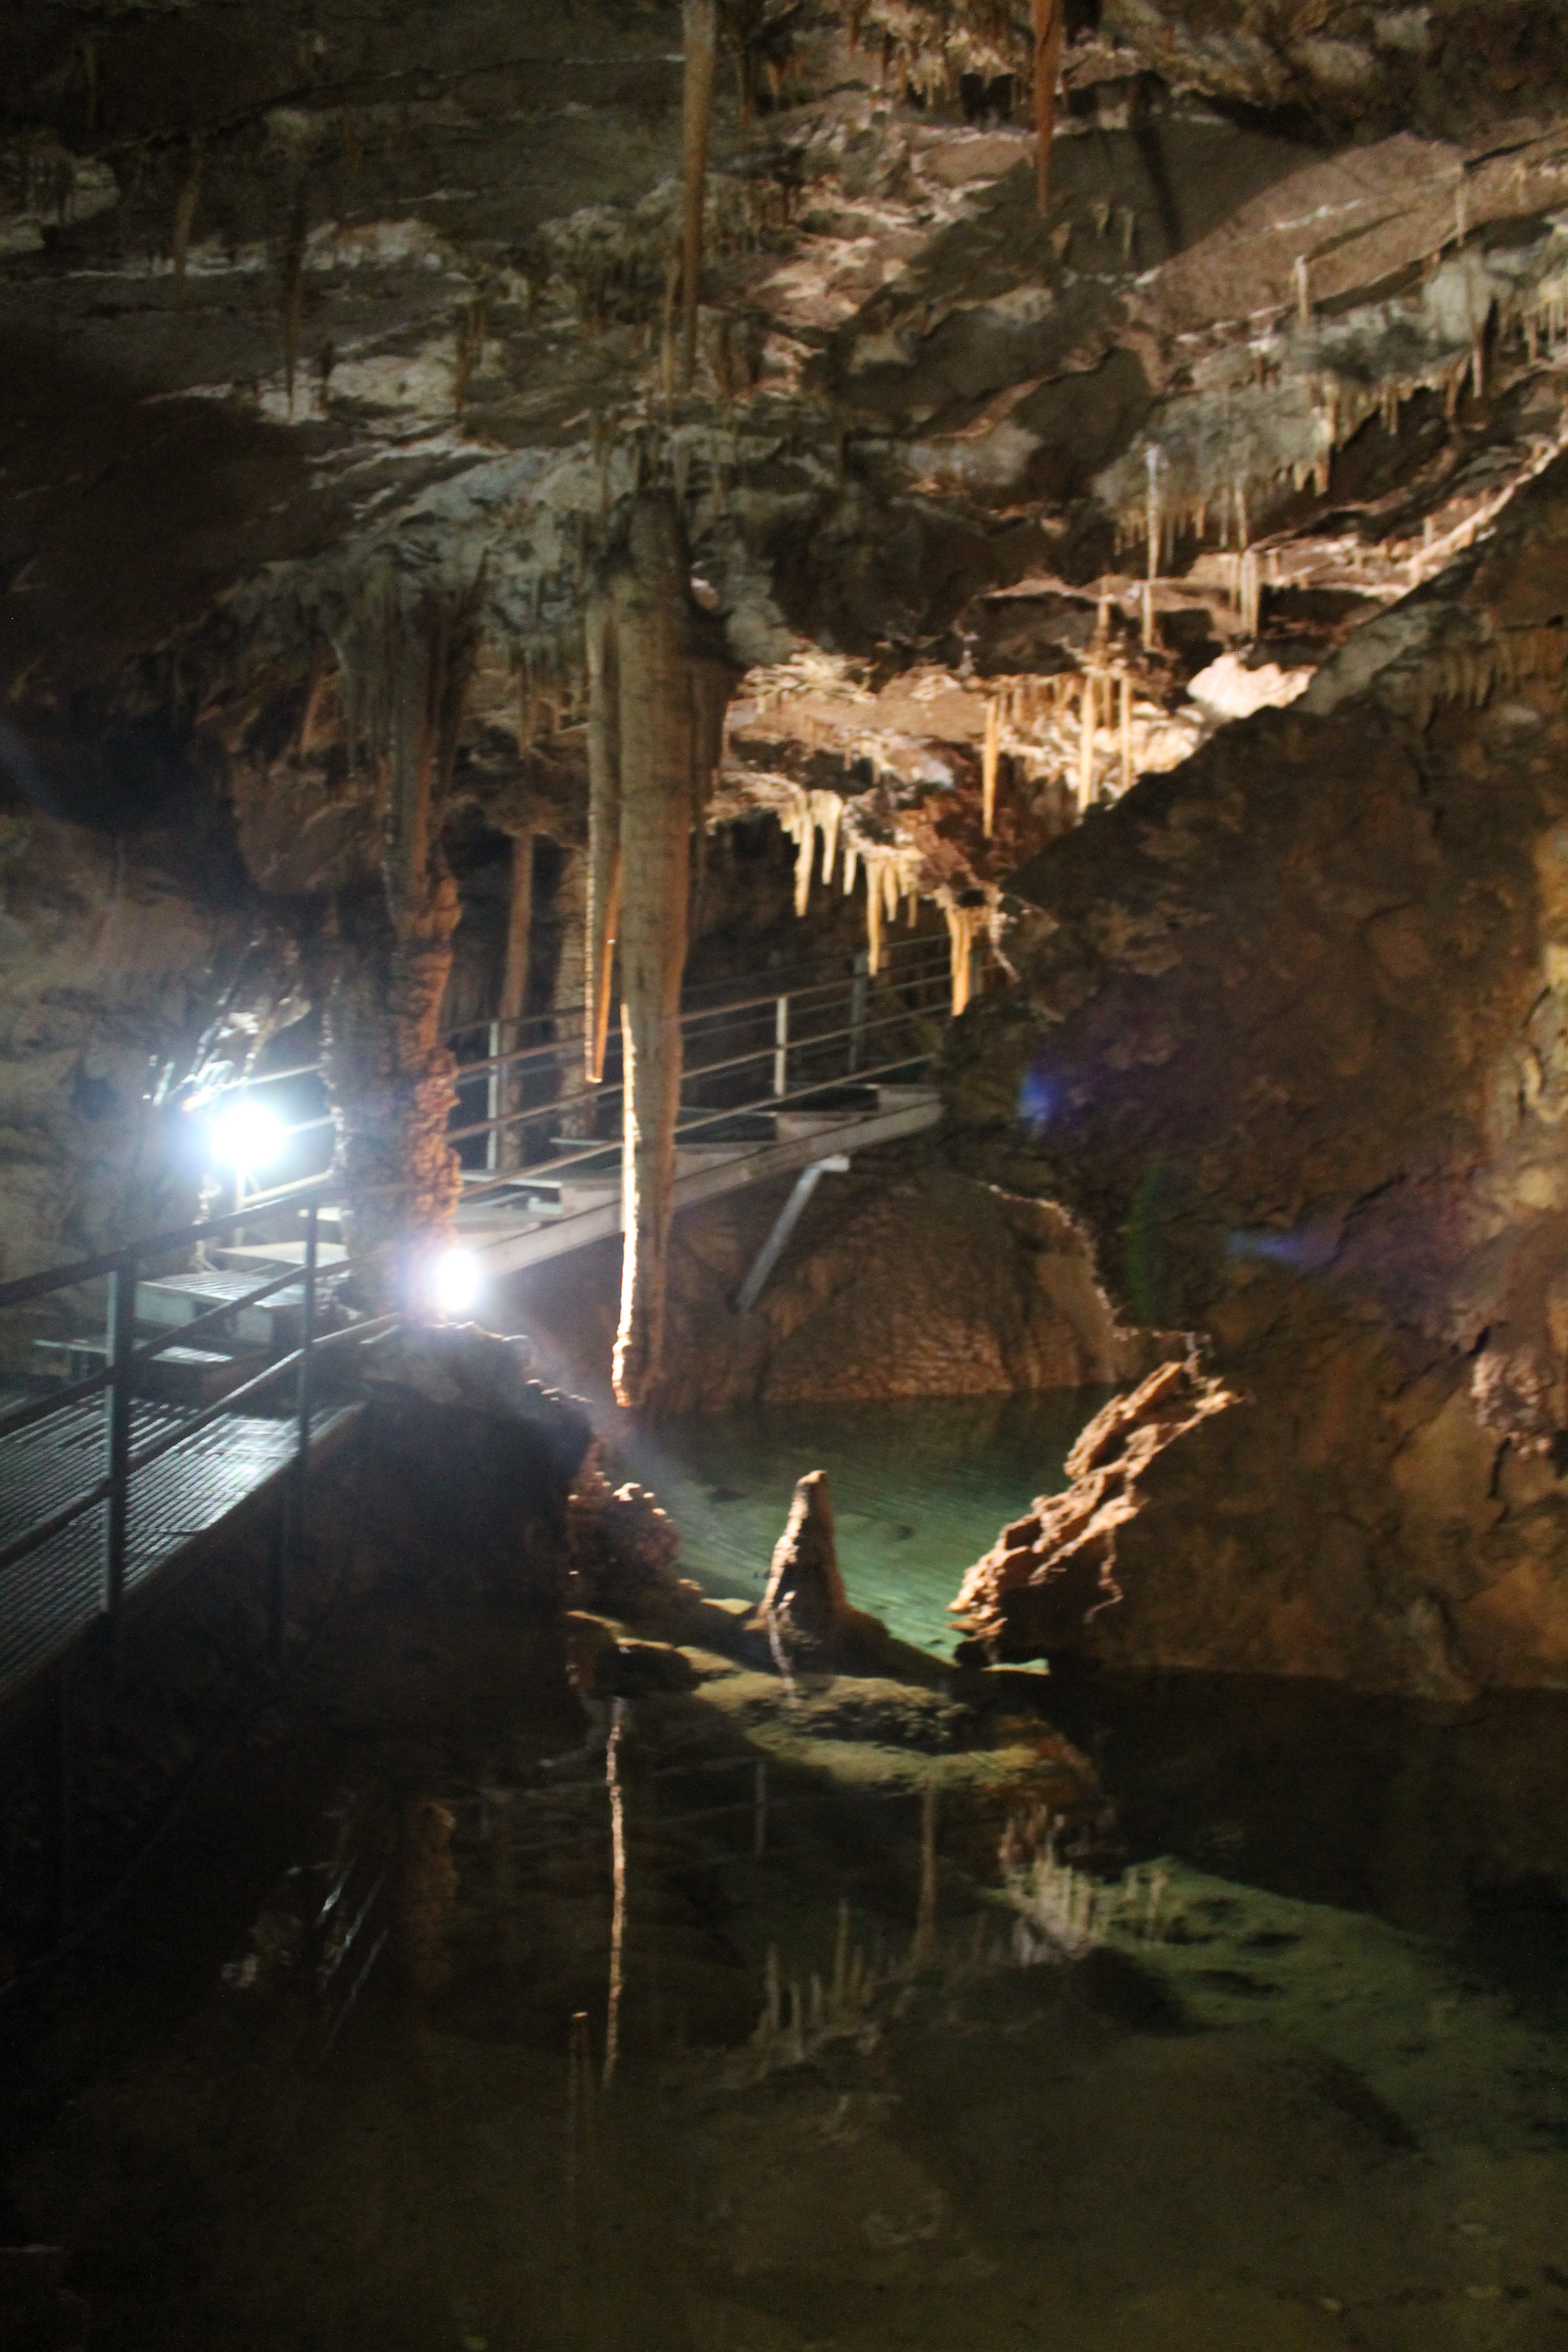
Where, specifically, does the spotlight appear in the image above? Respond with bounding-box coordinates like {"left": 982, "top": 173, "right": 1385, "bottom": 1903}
{"left": 432, "top": 1246, "right": 481, "bottom": 1320}
{"left": 209, "top": 1099, "right": 285, "bottom": 1177}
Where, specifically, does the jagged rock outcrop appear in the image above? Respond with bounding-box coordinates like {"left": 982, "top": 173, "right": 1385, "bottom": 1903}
{"left": 944, "top": 450, "right": 1568, "bottom": 1697}
{"left": 951, "top": 1358, "right": 1235, "bottom": 1663}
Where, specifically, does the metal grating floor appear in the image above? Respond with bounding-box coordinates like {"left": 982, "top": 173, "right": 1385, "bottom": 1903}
{"left": 0, "top": 1398, "right": 356, "bottom": 1705}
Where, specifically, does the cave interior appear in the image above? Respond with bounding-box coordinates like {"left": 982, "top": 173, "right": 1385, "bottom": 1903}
{"left": 6, "top": 2, "right": 1568, "bottom": 2347}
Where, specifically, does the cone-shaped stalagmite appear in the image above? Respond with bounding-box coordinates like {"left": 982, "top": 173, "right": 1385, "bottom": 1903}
{"left": 594, "top": 497, "right": 730, "bottom": 1409}
{"left": 322, "top": 572, "right": 484, "bottom": 1279}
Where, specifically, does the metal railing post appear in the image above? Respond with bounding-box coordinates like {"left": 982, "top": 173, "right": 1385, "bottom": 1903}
{"left": 103, "top": 1256, "right": 137, "bottom": 1639}
{"left": 848, "top": 950, "right": 868, "bottom": 1074}
{"left": 486, "top": 1019, "right": 502, "bottom": 1174}
{"left": 772, "top": 994, "right": 788, "bottom": 1099}
{"left": 293, "top": 1203, "right": 320, "bottom": 1556}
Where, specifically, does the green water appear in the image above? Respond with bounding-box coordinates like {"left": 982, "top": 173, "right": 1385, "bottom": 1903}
{"left": 617, "top": 1389, "right": 1109, "bottom": 1656}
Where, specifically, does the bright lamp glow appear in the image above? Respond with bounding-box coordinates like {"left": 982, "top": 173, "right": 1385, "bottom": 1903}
{"left": 432, "top": 1247, "right": 481, "bottom": 1319}
{"left": 209, "top": 1100, "right": 285, "bottom": 1175}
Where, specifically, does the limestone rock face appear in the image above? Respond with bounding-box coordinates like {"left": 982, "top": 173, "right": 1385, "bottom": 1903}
{"left": 944, "top": 453, "right": 1568, "bottom": 1697}
{"left": 514, "top": 1151, "right": 1161, "bottom": 1415}
{"left": 0, "top": 809, "right": 219, "bottom": 1295}
{"left": 952, "top": 1360, "right": 1237, "bottom": 1665}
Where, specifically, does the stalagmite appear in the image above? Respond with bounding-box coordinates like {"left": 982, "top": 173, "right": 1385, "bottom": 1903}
{"left": 1032, "top": 0, "right": 1064, "bottom": 214}
{"left": 1119, "top": 670, "right": 1134, "bottom": 794}
{"left": 1239, "top": 548, "right": 1261, "bottom": 639}
{"left": 982, "top": 696, "right": 1000, "bottom": 837}
{"left": 1294, "top": 253, "right": 1311, "bottom": 328}
{"left": 680, "top": 0, "right": 718, "bottom": 386}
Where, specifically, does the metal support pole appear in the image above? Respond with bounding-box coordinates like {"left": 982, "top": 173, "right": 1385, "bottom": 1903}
{"left": 293, "top": 1203, "right": 319, "bottom": 1588}
{"left": 848, "top": 950, "right": 868, "bottom": 1074}
{"left": 51, "top": 1654, "right": 73, "bottom": 1935}
{"left": 734, "top": 1155, "right": 850, "bottom": 1314}
{"left": 103, "top": 1257, "right": 136, "bottom": 1640}
{"left": 772, "top": 993, "right": 788, "bottom": 1099}
{"left": 486, "top": 1020, "right": 502, "bottom": 1174}
{"left": 268, "top": 1498, "right": 287, "bottom": 1674}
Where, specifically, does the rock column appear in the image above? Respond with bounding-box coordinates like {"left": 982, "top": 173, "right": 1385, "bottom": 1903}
{"left": 586, "top": 497, "right": 729, "bottom": 1408}
{"left": 322, "top": 578, "right": 483, "bottom": 1280}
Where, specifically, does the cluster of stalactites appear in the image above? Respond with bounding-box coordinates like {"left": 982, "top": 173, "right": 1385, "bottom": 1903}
{"left": 774, "top": 781, "right": 922, "bottom": 973}
{"left": 980, "top": 656, "right": 1151, "bottom": 815}
{"left": 1398, "top": 624, "right": 1568, "bottom": 736}
{"left": 515, "top": 637, "right": 587, "bottom": 752}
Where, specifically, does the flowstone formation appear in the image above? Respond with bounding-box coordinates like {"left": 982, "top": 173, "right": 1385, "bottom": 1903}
{"left": 945, "top": 449, "right": 1568, "bottom": 1700}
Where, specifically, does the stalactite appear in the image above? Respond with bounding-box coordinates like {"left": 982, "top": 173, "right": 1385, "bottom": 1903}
{"left": 1032, "top": 0, "right": 1064, "bottom": 215}
{"left": 1143, "top": 447, "right": 1161, "bottom": 651}
{"left": 866, "top": 863, "right": 883, "bottom": 974}
{"left": 584, "top": 598, "right": 622, "bottom": 1087}
{"left": 1077, "top": 668, "right": 1097, "bottom": 813}
{"left": 681, "top": 0, "right": 718, "bottom": 387}
{"left": 945, "top": 901, "right": 979, "bottom": 1016}
{"left": 982, "top": 696, "right": 1000, "bottom": 837}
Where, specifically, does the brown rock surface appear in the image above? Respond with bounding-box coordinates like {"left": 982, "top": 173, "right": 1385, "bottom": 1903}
{"left": 511, "top": 1147, "right": 1158, "bottom": 1415}
{"left": 944, "top": 451, "right": 1568, "bottom": 1696}
{"left": 951, "top": 1360, "right": 1237, "bottom": 1665}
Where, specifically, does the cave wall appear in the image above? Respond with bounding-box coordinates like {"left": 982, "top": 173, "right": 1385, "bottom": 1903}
{"left": 512, "top": 1144, "right": 1155, "bottom": 1419}
{"left": 0, "top": 807, "right": 224, "bottom": 1294}
{"left": 944, "top": 453, "right": 1568, "bottom": 1697}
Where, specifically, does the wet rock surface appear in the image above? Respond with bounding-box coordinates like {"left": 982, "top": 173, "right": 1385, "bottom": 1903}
{"left": 944, "top": 449, "right": 1568, "bottom": 1696}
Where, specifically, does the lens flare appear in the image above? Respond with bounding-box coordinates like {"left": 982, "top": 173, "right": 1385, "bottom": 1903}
{"left": 209, "top": 1101, "right": 285, "bottom": 1175}
{"left": 432, "top": 1247, "right": 481, "bottom": 1320}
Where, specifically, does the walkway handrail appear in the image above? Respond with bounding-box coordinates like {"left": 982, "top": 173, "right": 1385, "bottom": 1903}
{"left": 0, "top": 1177, "right": 338, "bottom": 1317}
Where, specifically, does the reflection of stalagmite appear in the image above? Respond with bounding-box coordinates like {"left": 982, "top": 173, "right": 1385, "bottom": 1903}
{"left": 588, "top": 497, "right": 730, "bottom": 1409}
{"left": 323, "top": 571, "right": 485, "bottom": 1272}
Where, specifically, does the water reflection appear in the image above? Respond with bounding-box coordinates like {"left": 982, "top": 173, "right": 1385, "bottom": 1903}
{"left": 621, "top": 1391, "right": 1110, "bottom": 1653}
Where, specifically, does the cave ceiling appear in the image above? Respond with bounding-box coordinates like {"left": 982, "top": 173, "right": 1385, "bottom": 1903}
{"left": 5, "top": 0, "right": 1568, "bottom": 949}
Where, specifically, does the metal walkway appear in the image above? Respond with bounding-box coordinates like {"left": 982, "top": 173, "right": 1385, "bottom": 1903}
{"left": 0, "top": 1392, "right": 355, "bottom": 1704}
{"left": 0, "top": 1198, "right": 384, "bottom": 1717}
{"left": 0, "top": 933, "right": 991, "bottom": 1716}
